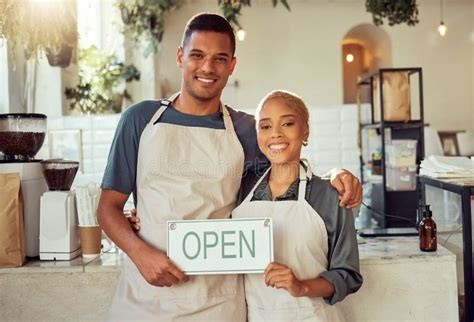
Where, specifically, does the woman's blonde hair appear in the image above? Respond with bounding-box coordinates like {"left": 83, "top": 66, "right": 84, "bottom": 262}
{"left": 256, "top": 90, "right": 310, "bottom": 134}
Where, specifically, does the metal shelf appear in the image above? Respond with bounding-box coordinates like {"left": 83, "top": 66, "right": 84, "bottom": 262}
{"left": 358, "top": 68, "right": 424, "bottom": 230}
{"left": 358, "top": 67, "right": 422, "bottom": 86}
{"left": 361, "top": 121, "right": 425, "bottom": 130}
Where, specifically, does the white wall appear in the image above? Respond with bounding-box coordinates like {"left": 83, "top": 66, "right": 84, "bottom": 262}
{"left": 33, "top": 58, "right": 68, "bottom": 117}
{"left": 5, "top": 0, "right": 472, "bottom": 130}
{"left": 158, "top": 0, "right": 474, "bottom": 131}
{"left": 124, "top": 39, "right": 162, "bottom": 104}
{"left": 472, "top": 1, "right": 474, "bottom": 129}
{"left": 389, "top": 0, "right": 473, "bottom": 131}
{"left": 302, "top": 104, "right": 360, "bottom": 177}
{"left": 2, "top": 41, "right": 28, "bottom": 114}
{"left": 36, "top": 114, "right": 121, "bottom": 186}
{"left": 0, "top": 39, "right": 9, "bottom": 114}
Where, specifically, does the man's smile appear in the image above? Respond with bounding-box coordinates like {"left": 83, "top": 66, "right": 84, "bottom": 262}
{"left": 196, "top": 76, "right": 217, "bottom": 83}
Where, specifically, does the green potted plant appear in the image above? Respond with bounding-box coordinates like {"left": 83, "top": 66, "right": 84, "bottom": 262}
{"left": 65, "top": 46, "right": 140, "bottom": 114}
{"left": 366, "top": 0, "right": 419, "bottom": 26}
{"left": 0, "top": 0, "right": 78, "bottom": 66}
{"left": 117, "top": 0, "right": 184, "bottom": 57}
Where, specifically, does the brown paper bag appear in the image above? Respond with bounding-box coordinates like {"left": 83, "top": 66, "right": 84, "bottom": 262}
{"left": 373, "top": 72, "right": 411, "bottom": 122}
{"left": 0, "top": 173, "right": 26, "bottom": 267}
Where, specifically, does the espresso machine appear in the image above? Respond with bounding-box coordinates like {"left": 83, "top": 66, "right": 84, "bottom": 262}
{"left": 0, "top": 113, "right": 48, "bottom": 257}
{"left": 39, "top": 159, "right": 81, "bottom": 260}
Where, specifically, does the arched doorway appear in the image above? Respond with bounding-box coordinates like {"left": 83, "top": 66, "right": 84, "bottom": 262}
{"left": 342, "top": 24, "right": 392, "bottom": 104}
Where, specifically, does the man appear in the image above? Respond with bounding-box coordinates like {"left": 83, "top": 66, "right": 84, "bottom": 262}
{"left": 98, "top": 13, "right": 362, "bottom": 321}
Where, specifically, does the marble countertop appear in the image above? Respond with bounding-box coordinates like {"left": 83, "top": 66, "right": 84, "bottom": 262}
{"left": 357, "top": 236, "right": 455, "bottom": 264}
{"left": 0, "top": 237, "right": 455, "bottom": 274}
{"left": 0, "top": 240, "right": 121, "bottom": 274}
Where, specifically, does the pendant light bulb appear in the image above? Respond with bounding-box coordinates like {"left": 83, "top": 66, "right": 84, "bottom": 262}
{"left": 237, "top": 29, "right": 246, "bottom": 41}
{"left": 438, "top": 22, "right": 447, "bottom": 36}
{"left": 438, "top": 0, "right": 447, "bottom": 36}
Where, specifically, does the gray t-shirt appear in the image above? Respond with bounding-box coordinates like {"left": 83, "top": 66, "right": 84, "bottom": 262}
{"left": 101, "top": 99, "right": 269, "bottom": 204}
{"left": 241, "top": 171, "right": 363, "bottom": 305}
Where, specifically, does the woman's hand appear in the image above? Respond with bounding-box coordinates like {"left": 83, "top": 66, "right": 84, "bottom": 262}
{"left": 126, "top": 208, "right": 141, "bottom": 233}
{"left": 264, "top": 262, "right": 307, "bottom": 297}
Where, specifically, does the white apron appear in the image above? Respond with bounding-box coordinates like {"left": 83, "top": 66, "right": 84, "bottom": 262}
{"left": 232, "top": 161, "right": 343, "bottom": 322}
{"left": 107, "top": 96, "right": 246, "bottom": 322}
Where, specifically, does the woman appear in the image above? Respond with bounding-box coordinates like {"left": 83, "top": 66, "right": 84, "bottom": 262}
{"left": 232, "top": 90, "right": 362, "bottom": 321}
{"left": 127, "top": 90, "right": 362, "bottom": 321}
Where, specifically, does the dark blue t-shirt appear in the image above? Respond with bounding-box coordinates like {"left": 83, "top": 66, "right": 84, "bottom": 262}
{"left": 101, "top": 100, "right": 269, "bottom": 204}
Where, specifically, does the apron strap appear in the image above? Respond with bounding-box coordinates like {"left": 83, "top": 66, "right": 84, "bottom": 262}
{"left": 152, "top": 92, "right": 181, "bottom": 125}
{"left": 300, "top": 158, "right": 313, "bottom": 179}
{"left": 298, "top": 159, "right": 312, "bottom": 201}
{"left": 297, "top": 170, "right": 307, "bottom": 201}
{"left": 242, "top": 167, "right": 272, "bottom": 203}
{"left": 221, "top": 105, "right": 235, "bottom": 132}
{"left": 152, "top": 92, "right": 233, "bottom": 132}
{"left": 151, "top": 99, "right": 171, "bottom": 125}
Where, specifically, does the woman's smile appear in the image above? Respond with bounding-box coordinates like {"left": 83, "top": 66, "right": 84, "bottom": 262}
{"left": 268, "top": 142, "right": 289, "bottom": 152}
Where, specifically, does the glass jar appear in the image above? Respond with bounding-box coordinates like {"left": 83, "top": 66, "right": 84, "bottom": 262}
{"left": 0, "top": 113, "right": 47, "bottom": 161}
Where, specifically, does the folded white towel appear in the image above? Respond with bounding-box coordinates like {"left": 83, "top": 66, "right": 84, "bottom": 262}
{"left": 419, "top": 168, "right": 474, "bottom": 178}
{"left": 428, "top": 155, "right": 473, "bottom": 171}
{"left": 420, "top": 155, "right": 474, "bottom": 179}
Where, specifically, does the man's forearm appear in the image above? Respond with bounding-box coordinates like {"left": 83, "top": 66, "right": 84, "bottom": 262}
{"left": 98, "top": 203, "right": 146, "bottom": 258}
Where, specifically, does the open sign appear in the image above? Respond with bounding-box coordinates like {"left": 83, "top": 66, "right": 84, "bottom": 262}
{"left": 167, "top": 218, "right": 273, "bottom": 275}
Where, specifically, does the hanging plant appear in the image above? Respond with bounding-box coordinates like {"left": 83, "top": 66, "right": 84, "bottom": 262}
{"left": 116, "top": 0, "right": 184, "bottom": 57}
{"left": 46, "top": 45, "right": 74, "bottom": 68}
{"left": 366, "top": 0, "right": 419, "bottom": 26}
{"left": 218, "top": 0, "right": 291, "bottom": 29}
{"left": 0, "top": 0, "right": 78, "bottom": 66}
{"left": 65, "top": 46, "right": 141, "bottom": 114}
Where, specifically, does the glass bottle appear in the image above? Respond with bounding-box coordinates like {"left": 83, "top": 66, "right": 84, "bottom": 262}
{"left": 419, "top": 205, "right": 437, "bottom": 252}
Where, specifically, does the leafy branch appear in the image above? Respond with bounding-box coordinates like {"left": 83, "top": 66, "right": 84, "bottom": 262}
{"left": 65, "top": 46, "right": 140, "bottom": 114}
{"left": 218, "top": 0, "right": 290, "bottom": 29}
{"left": 117, "top": 0, "right": 184, "bottom": 57}
{"left": 366, "top": 0, "right": 419, "bottom": 26}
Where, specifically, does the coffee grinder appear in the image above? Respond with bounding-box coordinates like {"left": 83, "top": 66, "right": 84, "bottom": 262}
{"left": 0, "top": 113, "right": 48, "bottom": 257}
{"left": 39, "top": 159, "right": 81, "bottom": 260}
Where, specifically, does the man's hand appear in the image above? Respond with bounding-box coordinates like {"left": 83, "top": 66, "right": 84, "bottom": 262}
{"left": 123, "top": 210, "right": 186, "bottom": 287}
{"left": 330, "top": 169, "right": 362, "bottom": 208}
{"left": 98, "top": 190, "right": 188, "bottom": 288}
{"left": 131, "top": 243, "right": 189, "bottom": 287}
{"left": 123, "top": 209, "right": 186, "bottom": 286}
{"left": 264, "top": 262, "right": 306, "bottom": 297}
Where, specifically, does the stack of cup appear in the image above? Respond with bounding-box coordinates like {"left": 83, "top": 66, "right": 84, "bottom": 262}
{"left": 78, "top": 226, "right": 102, "bottom": 258}
{"left": 75, "top": 184, "right": 102, "bottom": 258}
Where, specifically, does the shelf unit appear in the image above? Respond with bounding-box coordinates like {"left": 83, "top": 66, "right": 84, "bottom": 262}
{"left": 358, "top": 68, "right": 425, "bottom": 229}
